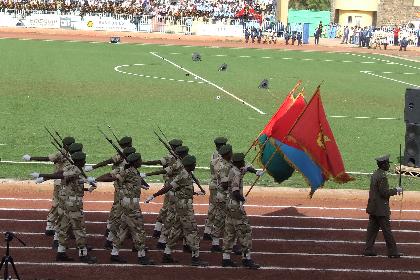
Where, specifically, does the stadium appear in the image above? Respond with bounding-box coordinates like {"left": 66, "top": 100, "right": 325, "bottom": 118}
{"left": 0, "top": 0, "right": 420, "bottom": 279}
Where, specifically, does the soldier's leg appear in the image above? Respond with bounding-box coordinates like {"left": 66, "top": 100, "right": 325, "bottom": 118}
{"left": 221, "top": 215, "right": 237, "bottom": 267}
{"left": 163, "top": 215, "right": 183, "bottom": 263}
{"left": 105, "top": 204, "right": 122, "bottom": 249}
{"left": 378, "top": 216, "right": 399, "bottom": 256}
{"left": 56, "top": 207, "right": 73, "bottom": 261}
{"left": 364, "top": 215, "right": 380, "bottom": 255}
{"left": 154, "top": 193, "right": 169, "bottom": 238}
{"left": 111, "top": 212, "right": 129, "bottom": 263}
{"left": 46, "top": 192, "right": 59, "bottom": 236}
{"left": 211, "top": 201, "right": 226, "bottom": 252}
{"left": 129, "top": 210, "right": 154, "bottom": 264}
{"left": 69, "top": 210, "right": 96, "bottom": 263}
{"left": 204, "top": 185, "right": 217, "bottom": 239}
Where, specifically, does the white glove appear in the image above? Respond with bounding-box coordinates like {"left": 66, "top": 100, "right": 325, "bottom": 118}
{"left": 141, "top": 184, "right": 150, "bottom": 190}
{"left": 35, "top": 177, "right": 44, "bottom": 184}
{"left": 145, "top": 195, "right": 155, "bottom": 203}
{"left": 140, "top": 173, "right": 147, "bottom": 179}
{"left": 22, "top": 154, "right": 31, "bottom": 161}
{"left": 196, "top": 191, "right": 205, "bottom": 196}
{"left": 256, "top": 170, "right": 265, "bottom": 177}
{"left": 87, "top": 177, "right": 96, "bottom": 184}
{"left": 84, "top": 166, "right": 93, "bottom": 172}
{"left": 396, "top": 187, "right": 403, "bottom": 195}
{"left": 30, "top": 172, "right": 40, "bottom": 179}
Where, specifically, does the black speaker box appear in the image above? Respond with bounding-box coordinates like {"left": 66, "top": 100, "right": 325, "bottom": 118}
{"left": 404, "top": 88, "right": 420, "bottom": 124}
{"left": 110, "top": 37, "right": 121, "bottom": 44}
{"left": 404, "top": 123, "right": 420, "bottom": 167}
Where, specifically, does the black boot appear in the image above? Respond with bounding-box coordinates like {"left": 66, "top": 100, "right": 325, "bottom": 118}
{"left": 86, "top": 244, "right": 94, "bottom": 252}
{"left": 203, "top": 233, "right": 212, "bottom": 241}
{"left": 138, "top": 256, "right": 155, "bottom": 265}
{"left": 45, "top": 229, "right": 55, "bottom": 236}
{"left": 222, "top": 259, "right": 237, "bottom": 267}
{"left": 162, "top": 253, "right": 175, "bottom": 263}
{"left": 56, "top": 252, "right": 74, "bottom": 262}
{"left": 156, "top": 242, "right": 166, "bottom": 250}
{"left": 153, "top": 230, "right": 161, "bottom": 239}
{"left": 80, "top": 254, "right": 97, "bottom": 264}
{"left": 191, "top": 257, "right": 208, "bottom": 267}
{"left": 104, "top": 228, "right": 110, "bottom": 237}
{"left": 52, "top": 240, "right": 59, "bottom": 250}
{"left": 110, "top": 255, "right": 127, "bottom": 263}
{"left": 183, "top": 244, "right": 192, "bottom": 253}
{"left": 242, "top": 259, "right": 260, "bottom": 269}
{"left": 232, "top": 244, "right": 242, "bottom": 255}
{"left": 211, "top": 245, "right": 222, "bottom": 253}
{"left": 104, "top": 240, "right": 113, "bottom": 250}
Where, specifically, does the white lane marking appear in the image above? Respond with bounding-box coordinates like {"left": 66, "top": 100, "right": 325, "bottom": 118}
{"left": 150, "top": 52, "right": 265, "bottom": 115}
{"left": 377, "top": 117, "right": 398, "bottom": 120}
{"left": 89, "top": 41, "right": 102, "bottom": 44}
{"left": 0, "top": 143, "right": 6, "bottom": 145}
{"left": 403, "top": 73, "right": 415, "bottom": 75}
{"left": 182, "top": 45, "right": 193, "bottom": 48}
{"left": 342, "top": 61, "right": 352, "bottom": 63}
{"left": 2, "top": 205, "right": 420, "bottom": 214}
{"left": 239, "top": 55, "right": 250, "bottom": 58}
{"left": 43, "top": 39, "right": 54, "bottom": 42}
{"left": 215, "top": 54, "right": 227, "bottom": 57}
{"left": 67, "top": 40, "right": 80, "bottom": 43}
{"left": 5, "top": 246, "right": 420, "bottom": 259}
{"left": 302, "top": 58, "right": 313, "bottom": 61}
{"left": 262, "top": 57, "right": 271, "bottom": 59}
{"left": 383, "top": 71, "right": 393, "bottom": 74}
{"left": 282, "top": 57, "right": 292, "bottom": 60}
{"left": 11, "top": 262, "right": 420, "bottom": 274}
{"left": 360, "top": 71, "right": 420, "bottom": 88}
{"left": 329, "top": 115, "right": 348, "bottom": 118}
{"left": 354, "top": 117, "right": 370, "bottom": 119}
{"left": 324, "top": 59, "right": 333, "bottom": 62}
{"left": 19, "top": 38, "right": 32, "bottom": 41}
{"left": 170, "top": 52, "right": 180, "bottom": 55}
{"left": 361, "top": 61, "right": 375, "bottom": 64}
{"left": 257, "top": 238, "right": 420, "bottom": 246}
{"left": 133, "top": 64, "right": 144, "bottom": 66}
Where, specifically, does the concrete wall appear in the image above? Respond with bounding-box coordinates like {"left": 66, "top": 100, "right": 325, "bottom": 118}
{"left": 377, "top": 0, "right": 420, "bottom": 25}
{"left": 276, "top": 0, "right": 289, "bottom": 24}
{"left": 334, "top": 0, "right": 379, "bottom": 12}
{"left": 338, "top": 10, "right": 374, "bottom": 27}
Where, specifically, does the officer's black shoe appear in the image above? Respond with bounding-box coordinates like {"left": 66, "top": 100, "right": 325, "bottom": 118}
{"left": 104, "top": 228, "right": 110, "bottom": 237}
{"left": 222, "top": 259, "right": 237, "bottom": 267}
{"left": 183, "top": 244, "right": 192, "bottom": 253}
{"left": 45, "top": 229, "right": 55, "bottom": 236}
{"left": 191, "top": 257, "right": 208, "bottom": 267}
{"left": 211, "top": 245, "right": 222, "bottom": 253}
{"left": 86, "top": 244, "right": 94, "bottom": 252}
{"left": 52, "top": 240, "right": 59, "bottom": 250}
{"left": 156, "top": 242, "right": 166, "bottom": 250}
{"left": 162, "top": 253, "right": 175, "bottom": 263}
{"left": 110, "top": 255, "right": 127, "bottom": 263}
{"left": 203, "top": 233, "right": 212, "bottom": 241}
{"left": 56, "top": 252, "right": 74, "bottom": 262}
{"left": 242, "top": 259, "right": 260, "bottom": 269}
{"left": 153, "top": 230, "right": 161, "bottom": 239}
{"left": 388, "top": 253, "right": 403, "bottom": 258}
{"left": 80, "top": 254, "right": 97, "bottom": 264}
{"left": 232, "top": 244, "right": 242, "bottom": 255}
{"left": 363, "top": 251, "right": 377, "bottom": 257}
{"left": 104, "top": 240, "right": 113, "bottom": 250}
{"left": 138, "top": 256, "right": 155, "bottom": 265}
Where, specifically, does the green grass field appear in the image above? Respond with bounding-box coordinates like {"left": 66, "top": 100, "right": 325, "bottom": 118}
{"left": 0, "top": 38, "right": 419, "bottom": 191}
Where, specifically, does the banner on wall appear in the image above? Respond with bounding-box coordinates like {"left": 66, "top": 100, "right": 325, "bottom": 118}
{"left": 78, "top": 17, "right": 137, "bottom": 32}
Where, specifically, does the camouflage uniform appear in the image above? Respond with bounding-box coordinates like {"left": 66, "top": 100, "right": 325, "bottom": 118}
{"left": 111, "top": 166, "right": 147, "bottom": 253}
{"left": 166, "top": 168, "right": 200, "bottom": 256}
{"left": 56, "top": 165, "right": 89, "bottom": 256}
{"left": 223, "top": 166, "right": 252, "bottom": 256}
{"left": 203, "top": 151, "right": 220, "bottom": 236}
{"left": 211, "top": 158, "right": 232, "bottom": 242}
{"left": 105, "top": 166, "right": 125, "bottom": 244}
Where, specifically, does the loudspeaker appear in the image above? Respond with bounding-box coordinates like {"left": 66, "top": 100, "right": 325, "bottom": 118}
{"left": 192, "top": 52, "right": 201, "bottom": 61}
{"left": 258, "top": 79, "right": 269, "bottom": 89}
{"left": 404, "top": 123, "right": 420, "bottom": 167}
{"left": 110, "top": 37, "right": 120, "bottom": 44}
{"left": 404, "top": 88, "right": 420, "bottom": 124}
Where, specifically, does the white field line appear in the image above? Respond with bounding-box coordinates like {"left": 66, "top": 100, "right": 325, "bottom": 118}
{"left": 10, "top": 262, "right": 420, "bottom": 274}
{"left": 353, "top": 53, "right": 420, "bottom": 70}
{"left": 4, "top": 246, "right": 420, "bottom": 259}
{"left": 150, "top": 52, "right": 265, "bottom": 115}
{"left": 360, "top": 71, "right": 420, "bottom": 88}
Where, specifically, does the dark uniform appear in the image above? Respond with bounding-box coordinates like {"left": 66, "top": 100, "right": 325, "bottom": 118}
{"left": 364, "top": 155, "right": 402, "bottom": 258}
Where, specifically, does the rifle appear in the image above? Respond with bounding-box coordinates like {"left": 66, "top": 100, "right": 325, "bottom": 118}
{"left": 98, "top": 127, "right": 150, "bottom": 189}
{"left": 50, "top": 141, "right": 93, "bottom": 191}
{"left": 54, "top": 129, "right": 63, "bottom": 141}
{"left": 45, "top": 126, "right": 63, "bottom": 149}
{"left": 153, "top": 130, "right": 206, "bottom": 194}
{"left": 107, "top": 124, "right": 120, "bottom": 144}
{"left": 157, "top": 125, "right": 169, "bottom": 141}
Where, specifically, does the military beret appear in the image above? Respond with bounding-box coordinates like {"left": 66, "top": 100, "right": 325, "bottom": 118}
{"left": 175, "top": 145, "right": 189, "bottom": 154}
{"left": 68, "top": 143, "right": 83, "bottom": 154}
{"left": 232, "top": 153, "right": 245, "bottom": 163}
{"left": 182, "top": 155, "right": 196, "bottom": 166}
{"left": 375, "top": 154, "right": 392, "bottom": 163}
{"left": 127, "top": 153, "right": 142, "bottom": 164}
{"left": 118, "top": 136, "right": 132, "bottom": 146}
{"left": 219, "top": 144, "right": 232, "bottom": 156}
{"left": 71, "top": 151, "right": 86, "bottom": 162}
{"left": 62, "top": 136, "right": 75, "bottom": 146}
{"left": 214, "top": 137, "right": 228, "bottom": 145}
{"left": 123, "top": 147, "right": 136, "bottom": 157}
{"left": 169, "top": 139, "right": 183, "bottom": 147}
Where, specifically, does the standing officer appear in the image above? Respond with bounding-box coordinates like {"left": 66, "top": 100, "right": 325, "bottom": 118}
{"left": 203, "top": 137, "right": 228, "bottom": 241}
{"left": 363, "top": 155, "right": 403, "bottom": 258}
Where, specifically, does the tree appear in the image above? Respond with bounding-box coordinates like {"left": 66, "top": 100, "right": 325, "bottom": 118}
{"left": 289, "top": 0, "right": 331, "bottom": 11}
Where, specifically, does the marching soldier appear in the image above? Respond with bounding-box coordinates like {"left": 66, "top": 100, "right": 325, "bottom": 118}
{"left": 142, "top": 139, "right": 183, "bottom": 239}
{"left": 222, "top": 153, "right": 263, "bottom": 269}
{"left": 145, "top": 155, "right": 208, "bottom": 267}
{"left": 203, "top": 137, "right": 228, "bottom": 241}
{"left": 23, "top": 136, "right": 75, "bottom": 236}
{"left": 363, "top": 155, "right": 403, "bottom": 258}
{"left": 210, "top": 144, "right": 232, "bottom": 252}
{"left": 97, "top": 153, "right": 155, "bottom": 265}
{"left": 32, "top": 152, "right": 97, "bottom": 264}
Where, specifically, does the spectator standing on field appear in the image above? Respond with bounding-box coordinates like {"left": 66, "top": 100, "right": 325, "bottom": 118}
{"left": 416, "top": 26, "right": 420, "bottom": 47}
{"left": 342, "top": 26, "right": 349, "bottom": 44}
{"left": 314, "top": 27, "right": 321, "bottom": 45}
{"left": 393, "top": 25, "right": 400, "bottom": 46}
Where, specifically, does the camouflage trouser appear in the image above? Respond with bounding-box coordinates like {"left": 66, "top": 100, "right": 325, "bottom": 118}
{"left": 167, "top": 199, "right": 200, "bottom": 252}
{"left": 108, "top": 203, "right": 123, "bottom": 241}
{"left": 113, "top": 207, "right": 146, "bottom": 252}
{"left": 46, "top": 181, "right": 61, "bottom": 229}
{"left": 57, "top": 203, "right": 87, "bottom": 248}
{"left": 156, "top": 193, "right": 170, "bottom": 223}
{"left": 222, "top": 200, "right": 252, "bottom": 255}
{"left": 160, "top": 192, "right": 177, "bottom": 240}
{"left": 204, "top": 183, "right": 217, "bottom": 231}
{"left": 211, "top": 191, "right": 228, "bottom": 239}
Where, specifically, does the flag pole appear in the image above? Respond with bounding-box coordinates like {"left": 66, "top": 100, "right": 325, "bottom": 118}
{"left": 245, "top": 148, "right": 277, "bottom": 197}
